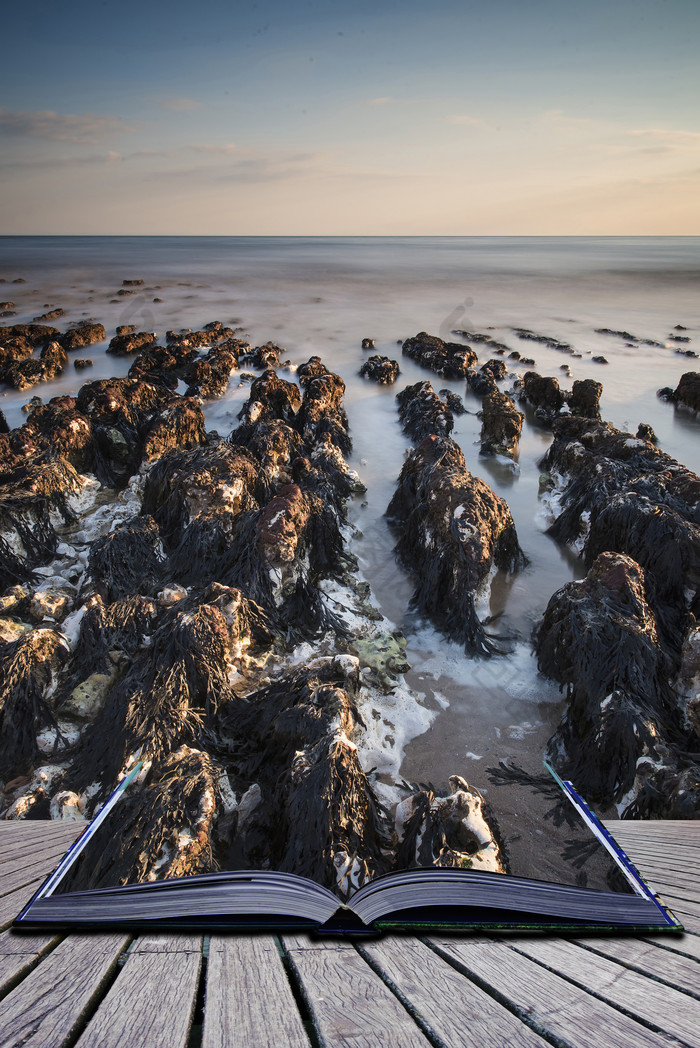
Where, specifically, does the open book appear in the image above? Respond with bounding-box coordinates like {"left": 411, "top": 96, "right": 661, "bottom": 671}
{"left": 14, "top": 763, "right": 681, "bottom": 935}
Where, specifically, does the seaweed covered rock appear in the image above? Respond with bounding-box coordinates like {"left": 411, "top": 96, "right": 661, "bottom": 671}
{"left": 395, "top": 776, "right": 504, "bottom": 872}
{"left": 61, "top": 323, "right": 106, "bottom": 351}
{"left": 142, "top": 397, "right": 207, "bottom": 461}
{"left": 240, "top": 341, "right": 282, "bottom": 369}
{"left": 537, "top": 552, "right": 697, "bottom": 814}
{"left": 386, "top": 435, "right": 527, "bottom": 654}
{"left": 673, "top": 372, "right": 700, "bottom": 413}
{"left": 217, "top": 658, "right": 391, "bottom": 895}
{"left": 183, "top": 339, "right": 241, "bottom": 399}
{"left": 568, "top": 378, "right": 602, "bottom": 420}
{"left": 395, "top": 381, "right": 453, "bottom": 442}
{"left": 238, "top": 369, "right": 301, "bottom": 426}
{"left": 359, "top": 355, "right": 400, "bottom": 385}
{"left": 58, "top": 748, "right": 222, "bottom": 889}
{"left": 107, "top": 331, "right": 156, "bottom": 356}
{"left": 297, "top": 356, "right": 328, "bottom": 386}
{"left": 466, "top": 368, "right": 497, "bottom": 398}
{"left": 540, "top": 415, "right": 700, "bottom": 662}
{"left": 0, "top": 628, "right": 68, "bottom": 779}
{"left": 296, "top": 371, "right": 350, "bottom": 453}
{"left": 516, "top": 371, "right": 565, "bottom": 426}
{"left": 70, "top": 600, "right": 244, "bottom": 793}
{"left": 479, "top": 389, "right": 523, "bottom": 458}
{"left": 87, "top": 515, "right": 166, "bottom": 602}
{"left": 402, "top": 332, "right": 477, "bottom": 378}
{"left": 39, "top": 340, "right": 68, "bottom": 380}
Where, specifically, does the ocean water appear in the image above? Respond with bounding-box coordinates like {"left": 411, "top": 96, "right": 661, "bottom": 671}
{"left": 1, "top": 236, "right": 698, "bottom": 861}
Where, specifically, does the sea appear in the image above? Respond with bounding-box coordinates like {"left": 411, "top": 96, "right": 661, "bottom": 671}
{"left": 1, "top": 235, "right": 698, "bottom": 861}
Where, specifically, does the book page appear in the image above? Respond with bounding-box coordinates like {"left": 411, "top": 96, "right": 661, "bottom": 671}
{"left": 1, "top": 240, "right": 696, "bottom": 919}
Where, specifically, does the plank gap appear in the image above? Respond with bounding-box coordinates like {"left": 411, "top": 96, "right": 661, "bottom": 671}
{"left": 277, "top": 935, "right": 329, "bottom": 1048}
{"left": 422, "top": 938, "right": 571, "bottom": 1048}
{"left": 507, "top": 940, "right": 699, "bottom": 1046}
{"left": 184, "top": 937, "right": 208, "bottom": 1048}
{"left": 572, "top": 939, "right": 700, "bottom": 1002}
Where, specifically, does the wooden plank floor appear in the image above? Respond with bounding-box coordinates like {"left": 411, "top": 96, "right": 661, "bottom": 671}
{"left": 0, "top": 820, "right": 698, "bottom": 1047}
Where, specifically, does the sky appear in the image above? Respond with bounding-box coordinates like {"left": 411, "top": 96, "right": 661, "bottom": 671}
{"left": 1, "top": 0, "right": 699, "bottom": 235}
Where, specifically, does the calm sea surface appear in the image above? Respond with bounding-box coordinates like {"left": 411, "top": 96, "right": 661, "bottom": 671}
{"left": 1, "top": 236, "right": 698, "bottom": 839}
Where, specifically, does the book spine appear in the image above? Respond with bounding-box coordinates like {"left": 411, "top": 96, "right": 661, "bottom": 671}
{"left": 544, "top": 761, "right": 680, "bottom": 928}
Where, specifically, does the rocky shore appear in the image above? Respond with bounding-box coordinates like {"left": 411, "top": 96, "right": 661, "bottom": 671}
{"left": 0, "top": 303, "right": 698, "bottom": 900}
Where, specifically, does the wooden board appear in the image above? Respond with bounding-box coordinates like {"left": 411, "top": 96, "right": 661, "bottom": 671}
{"left": 0, "top": 934, "right": 130, "bottom": 1048}
{"left": 361, "top": 936, "right": 550, "bottom": 1048}
{"left": 573, "top": 935, "right": 700, "bottom": 997}
{"left": 283, "top": 937, "right": 432, "bottom": 1047}
{"left": 75, "top": 938, "right": 202, "bottom": 1048}
{"left": 512, "top": 937, "right": 700, "bottom": 1047}
{"left": 430, "top": 936, "right": 679, "bottom": 1048}
{"left": 203, "top": 935, "right": 310, "bottom": 1048}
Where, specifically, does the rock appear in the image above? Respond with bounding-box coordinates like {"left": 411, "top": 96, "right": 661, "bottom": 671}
{"left": 0, "top": 618, "right": 32, "bottom": 645}
{"left": 396, "top": 775, "right": 505, "bottom": 872}
{"left": 512, "top": 328, "right": 573, "bottom": 353}
{"left": 142, "top": 397, "right": 207, "bottom": 460}
{"left": 359, "top": 355, "right": 400, "bottom": 384}
{"left": 481, "top": 359, "right": 507, "bottom": 381}
{"left": 0, "top": 324, "right": 60, "bottom": 346}
{"left": 297, "top": 356, "right": 328, "bottom": 387}
{"left": 479, "top": 389, "right": 524, "bottom": 458}
{"left": 116, "top": 324, "right": 137, "bottom": 335}
{"left": 594, "top": 328, "right": 665, "bottom": 348}
{"left": 539, "top": 552, "right": 695, "bottom": 814}
{"left": 348, "top": 632, "right": 410, "bottom": 689}
{"left": 592, "top": 355, "right": 608, "bottom": 365}
{"left": 61, "top": 323, "right": 106, "bottom": 350}
{"left": 157, "top": 585, "right": 188, "bottom": 607}
{"left": 39, "top": 340, "right": 68, "bottom": 379}
{"left": 238, "top": 369, "right": 301, "bottom": 426}
{"left": 402, "top": 331, "right": 477, "bottom": 379}
{"left": 33, "top": 309, "right": 65, "bottom": 322}
{"left": 50, "top": 791, "right": 86, "bottom": 819}
{"left": 122, "top": 279, "right": 144, "bottom": 286}
{"left": 674, "top": 372, "right": 700, "bottom": 413}
{"left": 29, "top": 587, "right": 74, "bottom": 622}
{"left": 107, "top": 330, "right": 157, "bottom": 356}
{"left": 516, "top": 371, "right": 564, "bottom": 426}
{"left": 567, "top": 378, "right": 602, "bottom": 420}
{"left": 74, "top": 358, "right": 93, "bottom": 370}
{"left": 636, "top": 422, "right": 656, "bottom": 443}
{"left": 396, "top": 381, "right": 453, "bottom": 442}
{"left": 87, "top": 515, "right": 166, "bottom": 603}
{"left": 64, "top": 668, "right": 120, "bottom": 721}
{"left": 386, "top": 435, "right": 527, "bottom": 654}
{"left": 0, "top": 409, "right": 8, "bottom": 434}
{"left": 439, "top": 389, "right": 466, "bottom": 415}
{"left": 240, "top": 341, "right": 282, "bottom": 369}
{"left": 361, "top": 337, "right": 375, "bottom": 349}
{"left": 0, "top": 627, "right": 68, "bottom": 778}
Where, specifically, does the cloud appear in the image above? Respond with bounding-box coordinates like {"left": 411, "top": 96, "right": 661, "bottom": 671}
{"left": 0, "top": 107, "right": 136, "bottom": 144}
{"left": 0, "top": 149, "right": 165, "bottom": 172}
{"left": 444, "top": 114, "right": 483, "bottom": 127}
{"left": 190, "top": 143, "right": 238, "bottom": 155}
{"left": 625, "top": 128, "right": 700, "bottom": 150}
{"left": 368, "top": 97, "right": 394, "bottom": 106}
{"left": 159, "top": 97, "right": 201, "bottom": 111}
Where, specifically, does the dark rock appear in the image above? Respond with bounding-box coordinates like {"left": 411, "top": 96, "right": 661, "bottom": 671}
{"left": 540, "top": 415, "right": 700, "bottom": 662}
{"left": 594, "top": 328, "right": 665, "bottom": 348}
{"left": 386, "top": 435, "right": 526, "bottom": 654}
{"left": 674, "top": 325, "right": 688, "bottom": 331}
{"left": 636, "top": 423, "right": 656, "bottom": 443}
{"left": 297, "top": 371, "right": 351, "bottom": 453}
{"left": 122, "top": 279, "right": 144, "bottom": 286}
{"left": 238, "top": 369, "right": 302, "bottom": 426}
{"left": 657, "top": 386, "right": 675, "bottom": 401}
{"left": 0, "top": 410, "right": 8, "bottom": 435}
{"left": 74, "top": 358, "right": 93, "bottom": 371}
{"left": 3, "top": 358, "right": 44, "bottom": 390}
{"left": 0, "top": 302, "right": 14, "bottom": 310}
{"left": 39, "top": 340, "right": 68, "bottom": 380}
{"left": 88, "top": 516, "right": 165, "bottom": 603}
{"left": 61, "top": 323, "right": 106, "bottom": 350}
{"left": 107, "top": 330, "right": 157, "bottom": 356}
{"left": 592, "top": 355, "right": 608, "bottom": 365}
{"left": 439, "top": 389, "right": 466, "bottom": 415}
{"left": 0, "top": 324, "right": 60, "bottom": 347}
{"left": 0, "top": 628, "right": 68, "bottom": 779}
{"left": 567, "top": 378, "right": 602, "bottom": 420}
{"left": 396, "top": 381, "right": 453, "bottom": 442}
{"left": 669, "top": 335, "right": 691, "bottom": 343}
{"left": 361, "top": 337, "right": 375, "bottom": 349}
{"left": 481, "top": 359, "right": 507, "bottom": 381}
{"left": 512, "top": 328, "right": 573, "bottom": 353}
{"left": 674, "top": 372, "right": 700, "bottom": 412}
{"left": 480, "top": 389, "right": 524, "bottom": 458}
{"left": 33, "top": 308, "right": 65, "bottom": 322}
{"left": 538, "top": 552, "right": 694, "bottom": 814}
{"left": 508, "top": 351, "right": 521, "bottom": 360}
{"left": 359, "top": 355, "right": 400, "bottom": 384}
{"left": 116, "top": 324, "right": 137, "bottom": 335}
{"left": 402, "top": 331, "right": 477, "bottom": 379}
{"left": 142, "top": 397, "right": 207, "bottom": 461}
{"left": 240, "top": 341, "right": 282, "bottom": 369}
{"left": 297, "top": 356, "right": 328, "bottom": 387}
{"left": 466, "top": 368, "right": 497, "bottom": 397}
{"left": 517, "top": 371, "right": 564, "bottom": 426}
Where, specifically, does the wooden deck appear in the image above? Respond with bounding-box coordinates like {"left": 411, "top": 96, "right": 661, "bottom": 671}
{"left": 0, "top": 820, "right": 698, "bottom": 1048}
